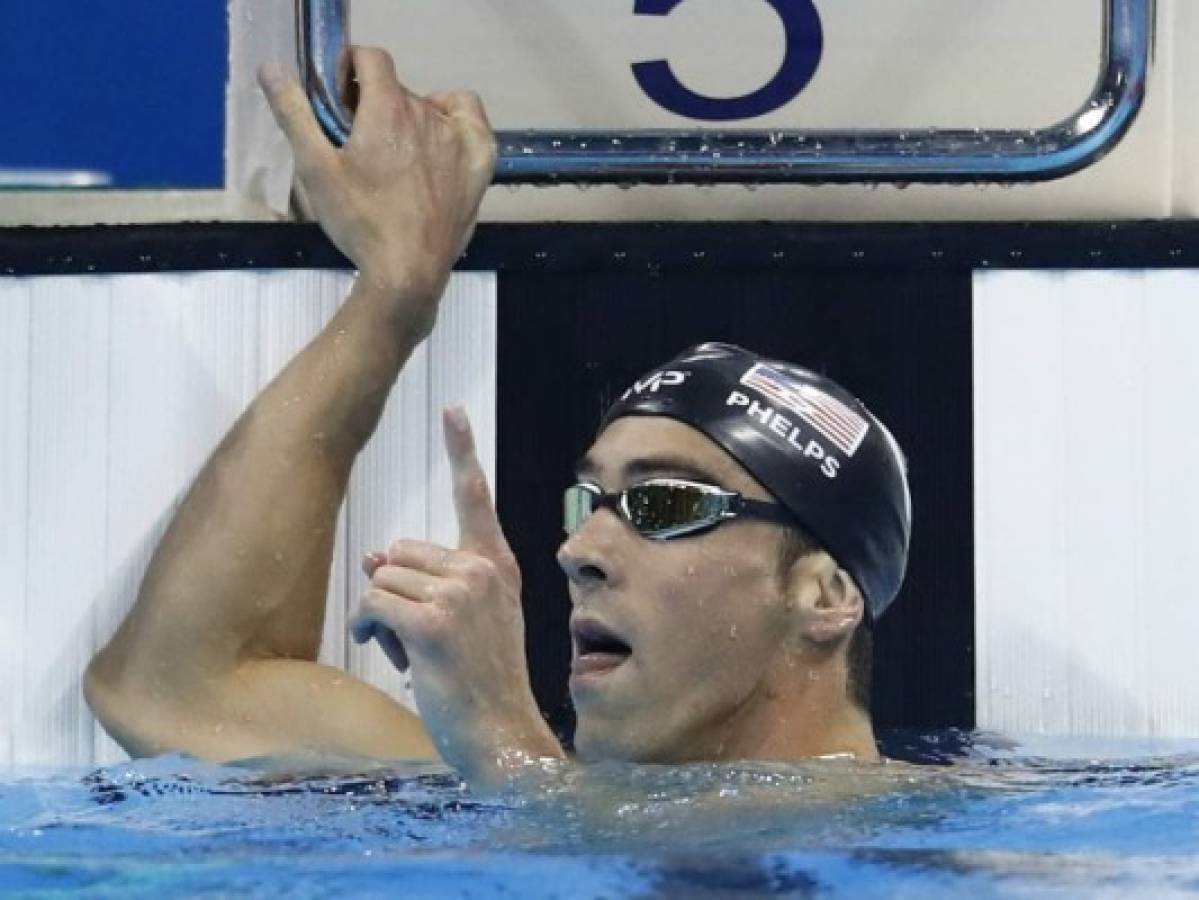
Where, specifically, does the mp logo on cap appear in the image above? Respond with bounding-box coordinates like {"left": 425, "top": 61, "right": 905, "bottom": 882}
{"left": 621, "top": 369, "right": 690, "bottom": 400}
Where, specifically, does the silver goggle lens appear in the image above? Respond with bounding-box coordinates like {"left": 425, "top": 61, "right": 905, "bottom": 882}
{"left": 623, "top": 482, "right": 724, "bottom": 535}
{"left": 563, "top": 481, "right": 730, "bottom": 538}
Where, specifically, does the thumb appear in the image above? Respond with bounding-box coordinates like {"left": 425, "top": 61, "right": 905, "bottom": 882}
{"left": 258, "top": 63, "right": 335, "bottom": 172}
{"left": 444, "top": 406, "right": 510, "bottom": 557}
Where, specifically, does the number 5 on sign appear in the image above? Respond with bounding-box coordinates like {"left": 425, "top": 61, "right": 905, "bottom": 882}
{"left": 632, "top": 0, "right": 824, "bottom": 121}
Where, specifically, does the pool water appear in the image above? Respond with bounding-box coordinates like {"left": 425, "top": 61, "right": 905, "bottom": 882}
{"left": 2, "top": 733, "right": 1198, "bottom": 898}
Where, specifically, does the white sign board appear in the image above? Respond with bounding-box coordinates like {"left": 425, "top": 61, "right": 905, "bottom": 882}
{"left": 229, "top": 0, "right": 1193, "bottom": 221}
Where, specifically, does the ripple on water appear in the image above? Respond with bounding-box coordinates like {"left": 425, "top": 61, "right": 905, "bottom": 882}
{"left": 1, "top": 736, "right": 1198, "bottom": 895}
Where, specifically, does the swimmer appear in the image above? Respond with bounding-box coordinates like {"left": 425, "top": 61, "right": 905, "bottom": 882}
{"left": 83, "top": 48, "right": 909, "bottom": 790}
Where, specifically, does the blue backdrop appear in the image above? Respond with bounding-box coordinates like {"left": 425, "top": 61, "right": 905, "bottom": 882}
{"left": 0, "top": 2, "right": 226, "bottom": 187}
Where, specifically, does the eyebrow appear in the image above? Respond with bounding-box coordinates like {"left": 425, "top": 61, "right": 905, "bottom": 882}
{"left": 574, "top": 453, "right": 725, "bottom": 486}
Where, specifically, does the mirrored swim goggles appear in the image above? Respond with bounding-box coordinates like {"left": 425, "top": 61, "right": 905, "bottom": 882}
{"left": 563, "top": 478, "right": 794, "bottom": 540}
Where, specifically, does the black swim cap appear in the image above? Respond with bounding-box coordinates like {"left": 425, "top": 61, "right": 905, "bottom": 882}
{"left": 600, "top": 343, "right": 911, "bottom": 620}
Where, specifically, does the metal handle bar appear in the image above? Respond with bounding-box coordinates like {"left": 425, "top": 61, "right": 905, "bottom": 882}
{"left": 297, "top": 0, "right": 1153, "bottom": 184}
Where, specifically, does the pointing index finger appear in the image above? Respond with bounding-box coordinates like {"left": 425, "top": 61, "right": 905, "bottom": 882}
{"left": 444, "top": 406, "right": 508, "bottom": 555}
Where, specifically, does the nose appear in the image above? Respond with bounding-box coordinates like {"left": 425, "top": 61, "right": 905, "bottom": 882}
{"left": 557, "top": 510, "right": 624, "bottom": 589}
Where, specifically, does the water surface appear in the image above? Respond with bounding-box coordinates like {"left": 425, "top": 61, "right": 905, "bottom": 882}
{"left": 2, "top": 733, "right": 1198, "bottom": 897}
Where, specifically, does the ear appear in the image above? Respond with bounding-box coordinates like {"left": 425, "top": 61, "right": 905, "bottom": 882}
{"left": 784, "top": 552, "right": 864, "bottom": 646}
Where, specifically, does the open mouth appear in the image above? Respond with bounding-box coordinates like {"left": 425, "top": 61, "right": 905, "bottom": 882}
{"left": 570, "top": 617, "right": 633, "bottom": 680}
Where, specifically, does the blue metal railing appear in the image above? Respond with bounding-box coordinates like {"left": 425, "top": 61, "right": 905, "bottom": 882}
{"left": 296, "top": 0, "right": 1153, "bottom": 184}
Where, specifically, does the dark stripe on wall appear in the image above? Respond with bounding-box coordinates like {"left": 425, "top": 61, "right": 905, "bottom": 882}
{"left": 496, "top": 267, "right": 975, "bottom": 742}
{"left": 5, "top": 220, "right": 1199, "bottom": 276}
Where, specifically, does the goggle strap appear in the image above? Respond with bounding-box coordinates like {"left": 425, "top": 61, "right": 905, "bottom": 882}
{"left": 731, "top": 496, "right": 795, "bottom": 527}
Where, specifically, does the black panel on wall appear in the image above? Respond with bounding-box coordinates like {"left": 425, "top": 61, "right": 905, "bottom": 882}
{"left": 497, "top": 266, "right": 974, "bottom": 746}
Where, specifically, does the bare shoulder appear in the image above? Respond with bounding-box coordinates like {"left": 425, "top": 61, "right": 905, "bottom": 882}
{"left": 85, "top": 657, "right": 437, "bottom": 766}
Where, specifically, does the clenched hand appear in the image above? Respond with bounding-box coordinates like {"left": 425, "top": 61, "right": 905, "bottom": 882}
{"left": 259, "top": 47, "right": 496, "bottom": 340}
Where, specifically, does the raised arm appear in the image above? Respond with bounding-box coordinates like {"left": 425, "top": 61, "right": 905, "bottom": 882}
{"left": 84, "top": 47, "right": 496, "bottom": 763}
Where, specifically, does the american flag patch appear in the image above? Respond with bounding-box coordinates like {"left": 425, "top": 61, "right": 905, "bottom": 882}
{"left": 740, "top": 363, "right": 870, "bottom": 457}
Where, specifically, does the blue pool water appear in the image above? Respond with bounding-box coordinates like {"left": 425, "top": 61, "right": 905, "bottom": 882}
{"left": 2, "top": 733, "right": 1198, "bottom": 898}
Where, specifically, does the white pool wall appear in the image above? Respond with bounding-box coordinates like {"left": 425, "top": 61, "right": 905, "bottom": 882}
{"left": 974, "top": 268, "right": 1199, "bottom": 739}
{"left": 0, "top": 271, "right": 496, "bottom": 768}
{"left": 6, "top": 264, "right": 1199, "bottom": 765}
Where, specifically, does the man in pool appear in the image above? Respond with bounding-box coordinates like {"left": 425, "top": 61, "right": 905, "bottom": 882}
{"left": 84, "top": 48, "right": 910, "bottom": 788}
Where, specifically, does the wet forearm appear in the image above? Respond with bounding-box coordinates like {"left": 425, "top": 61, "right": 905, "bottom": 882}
{"left": 97, "top": 278, "right": 436, "bottom": 680}
{"left": 247, "top": 278, "right": 431, "bottom": 461}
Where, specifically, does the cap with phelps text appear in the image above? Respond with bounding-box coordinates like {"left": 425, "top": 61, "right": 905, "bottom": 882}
{"left": 600, "top": 343, "right": 911, "bottom": 620}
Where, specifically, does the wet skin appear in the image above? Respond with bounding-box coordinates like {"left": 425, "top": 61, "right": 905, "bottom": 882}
{"left": 559, "top": 416, "right": 874, "bottom": 765}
